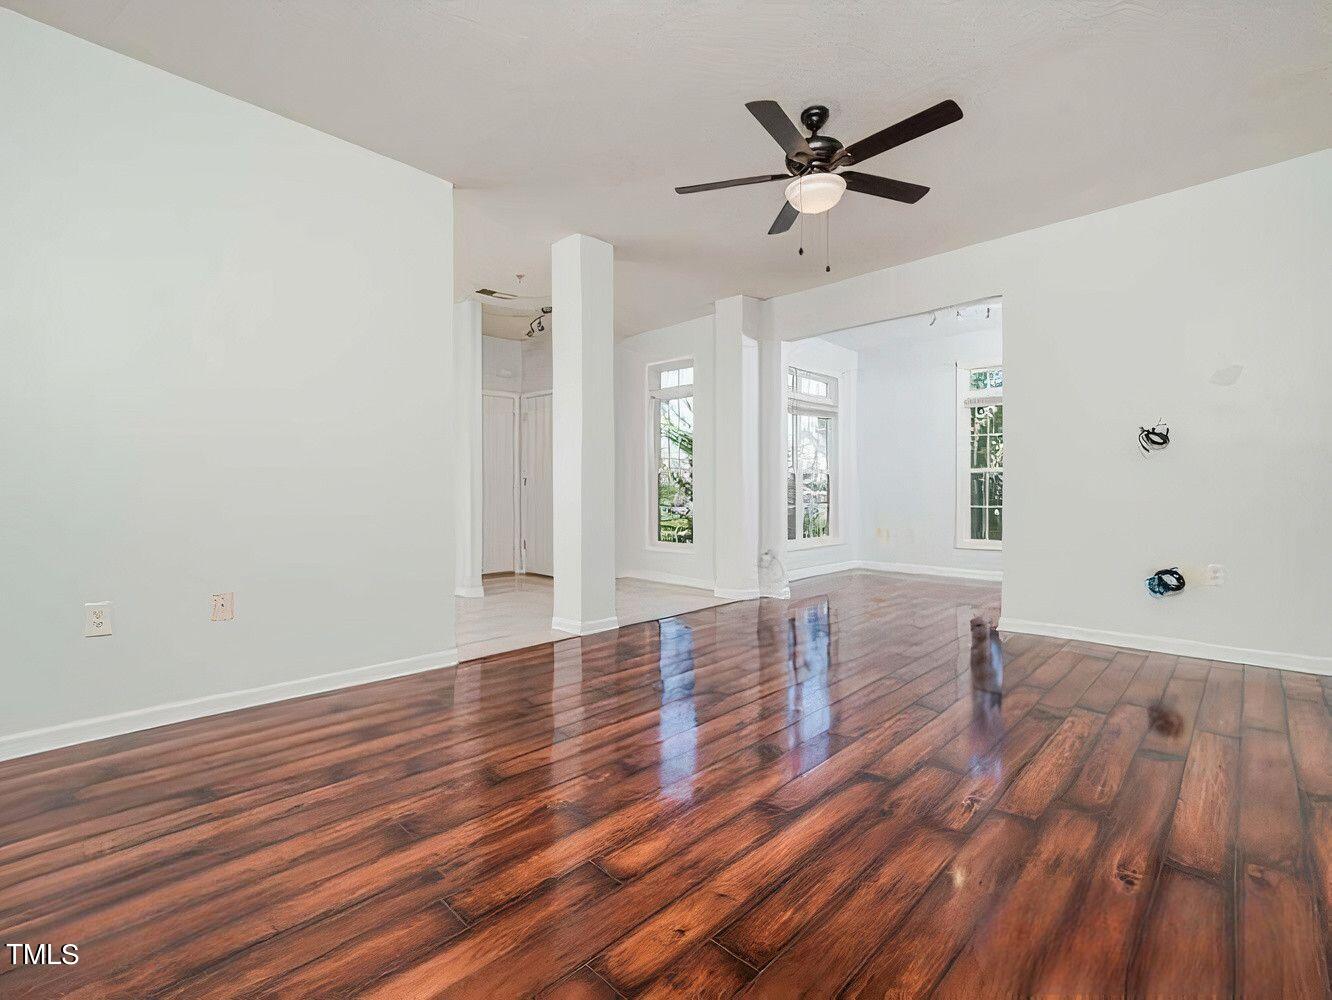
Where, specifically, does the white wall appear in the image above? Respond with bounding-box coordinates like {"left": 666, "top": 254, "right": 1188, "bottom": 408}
{"left": 0, "top": 12, "right": 457, "bottom": 756}
{"left": 479, "top": 334, "right": 552, "bottom": 395}
{"left": 615, "top": 316, "right": 716, "bottom": 589}
{"left": 782, "top": 338, "right": 860, "bottom": 579}
{"left": 850, "top": 322, "right": 1003, "bottom": 578}
{"left": 482, "top": 336, "right": 523, "bottom": 394}
{"left": 522, "top": 336, "right": 553, "bottom": 394}
{"left": 765, "top": 150, "right": 1331, "bottom": 672}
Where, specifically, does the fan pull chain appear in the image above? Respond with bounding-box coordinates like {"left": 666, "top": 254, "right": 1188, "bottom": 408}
{"left": 825, "top": 211, "right": 831, "bottom": 273}
{"left": 798, "top": 184, "right": 804, "bottom": 256}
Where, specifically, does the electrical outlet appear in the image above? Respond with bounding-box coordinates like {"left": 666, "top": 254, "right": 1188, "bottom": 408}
{"left": 1204, "top": 564, "right": 1226, "bottom": 586}
{"left": 875, "top": 526, "right": 890, "bottom": 542}
{"left": 210, "top": 592, "right": 235, "bottom": 621}
{"left": 84, "top": 602, "right": 113, "bottom": 637}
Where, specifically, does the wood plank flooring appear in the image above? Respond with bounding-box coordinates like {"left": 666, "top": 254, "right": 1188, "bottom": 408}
{"left": 1, "top": 572, "right": 1329, "bottom": 997}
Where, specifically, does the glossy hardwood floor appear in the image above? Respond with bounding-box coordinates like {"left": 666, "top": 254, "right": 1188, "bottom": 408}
{"left": 2, "top": 572, "right": 1329, "bottom": 998}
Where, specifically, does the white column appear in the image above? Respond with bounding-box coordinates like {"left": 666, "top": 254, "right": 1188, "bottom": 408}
{"left": 550, "top": 234, "right": 618, "bottom": 634}
{"left": 453, "top": 299, "right": 484, "bottom": 598}
{"left": 713, "top": 295, "right": 761, "bottom": 599}
{"left": 758, "top": 333, "right": 790, "bottom": 598}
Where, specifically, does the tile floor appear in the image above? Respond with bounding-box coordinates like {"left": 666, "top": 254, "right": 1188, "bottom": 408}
{"left": 454, "top": 574, "right": 735, "bottom": 661}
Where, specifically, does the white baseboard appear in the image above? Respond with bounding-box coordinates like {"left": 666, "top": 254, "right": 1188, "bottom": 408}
{"left": 617, "top": 570, "right": 716, "bottom": 592}
{"left": 998, "top": 617, "right": 1331, "bottom": 676}
{"left": 551, "top": 616, "right": 620, "bottom": 636}
{"left": 714, "top": 587, "right": 761, "bottom": 600}
{"left": 454, "top": 584, "right": 485, "bottom": 599}
{"left": 0, "top": 647, "right": 460, "bottom": 764}
{"left": 787, "top": 559, "right": 864, "bottom": 582}
{"left": 860, "top": 560, "right": 1003, "bottom": 583}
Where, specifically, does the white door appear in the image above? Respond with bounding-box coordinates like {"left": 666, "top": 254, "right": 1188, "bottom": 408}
{"left": 482, "top": 394, "right": 517, "bottom": 574}
{"left": 520, "top": 393, "right": 554, "bottom": 576}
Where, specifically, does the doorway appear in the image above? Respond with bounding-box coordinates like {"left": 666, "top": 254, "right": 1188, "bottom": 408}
{"left": 519, "top": 391, "right": 554, "bottom": 575}
{"left": 481, "top": 392, "right": 518, "bottom": 573}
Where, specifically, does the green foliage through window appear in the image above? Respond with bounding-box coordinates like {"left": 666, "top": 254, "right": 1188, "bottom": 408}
{"left": 968, "top": 367, "right": 1004, "bottom": 391}
{"left": 788, "top": 410, "right": 832, "bottom": 541}
{"left": 656, "top": 396, "right": 694, "bottom": 543}
{"left": 968, "top": 402, "right": 1003, "bottom": 541}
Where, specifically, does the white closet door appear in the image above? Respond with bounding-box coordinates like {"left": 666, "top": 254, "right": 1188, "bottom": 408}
{"left": 520, "top": 393, "right": 554, "bottom": 576}
{"left": 481, "top": 394, "right": 517, "bottom": 574}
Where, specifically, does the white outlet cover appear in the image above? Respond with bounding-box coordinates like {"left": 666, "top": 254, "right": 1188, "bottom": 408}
{"left": 84, "top": 602, "right": 113, "bottom": 637}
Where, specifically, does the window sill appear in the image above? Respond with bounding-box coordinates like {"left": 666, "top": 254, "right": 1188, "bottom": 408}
{"left": 646, "top": 541, "right": 695, "bottom": 552}
{"left": 787, "top": 536, "right": 844, "bottom": 551}
{"left": 955, "top": 538, "right": 1002, "bottom": 552}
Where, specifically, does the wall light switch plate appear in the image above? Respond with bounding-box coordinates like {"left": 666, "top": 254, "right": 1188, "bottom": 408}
{"left": 1204, "top": 564, "right": 1226, "bottom": 586}
{"left": 211, "top": 592, "right": 235, "bottom": 621}
{"left": 84, "top": 602, "right": 113, "bottom": 637}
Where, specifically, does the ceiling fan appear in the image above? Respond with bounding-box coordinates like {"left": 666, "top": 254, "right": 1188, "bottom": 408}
{"left": 674, "top": 99, "right": 962, "bottom": 235}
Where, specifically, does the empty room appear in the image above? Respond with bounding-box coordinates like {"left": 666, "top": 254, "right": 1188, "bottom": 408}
{"left": 1, "top": 2, "right": 1329, "bottom": 997}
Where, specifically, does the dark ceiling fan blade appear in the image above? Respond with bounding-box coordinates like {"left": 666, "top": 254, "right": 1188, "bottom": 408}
{"left": 834, "top": 99, "right": 963, "bottom": 167}
{"left": 745, "top": 100, "right": 814, "bottom": 159}
{"left": 768, "top": 200, "right": 798, "bottom": 235}
{"left": 841, "top": 171, "right": 931, "bottom": 204}
{"left": 675, "top": 173, "right": 789, "bottom": 194}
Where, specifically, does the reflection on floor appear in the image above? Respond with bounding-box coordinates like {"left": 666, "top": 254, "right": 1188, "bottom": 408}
{"left": 9, "top": 572, "right": 1327, "bottom": 996}
{"left": 455, "top": 574, "right": 735, "bottom": 662}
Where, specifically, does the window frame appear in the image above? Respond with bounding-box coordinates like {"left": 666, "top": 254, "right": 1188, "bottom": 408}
{"left": 646, "top": 359, "right": 696, "bottom": 549}
{"left": 786, "top": 366, "right": 840, "bottom": 550}
{"left": 955, "top": 362, "right": 1004, "bottom": 551}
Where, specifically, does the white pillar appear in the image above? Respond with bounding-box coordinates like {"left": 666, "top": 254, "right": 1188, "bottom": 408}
{"left": 758, "top": 333, "right": 790, "bottom": 598}
{"left": 713, "top": 295, "right": 761, "bottom": 599}
{"left": 550, "top": 234, "right": 618, "bottom": 634}
{"left": 453, "top": 299, "right": 484, "bottom": 598}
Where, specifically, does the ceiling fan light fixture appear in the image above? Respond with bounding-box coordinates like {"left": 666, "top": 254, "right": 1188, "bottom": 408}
{"left": 785, "top": 172, "right": 846, "bottom": 214}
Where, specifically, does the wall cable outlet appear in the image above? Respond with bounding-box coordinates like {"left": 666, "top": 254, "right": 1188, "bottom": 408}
{"left": 84, "top": 602, "right": 113, "bottom": 637}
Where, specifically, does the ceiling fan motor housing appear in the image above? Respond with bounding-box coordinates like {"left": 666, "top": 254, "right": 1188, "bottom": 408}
{"left": 786, "top": 107, "right": 842, "bottom": 174}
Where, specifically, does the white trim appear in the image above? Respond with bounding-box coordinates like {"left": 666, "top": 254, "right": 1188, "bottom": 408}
{"left": 0, "top": 648, "right": 460, "bottom": 763}
{"left": 786, "top": 366, "right": 841, "bottom": 546}
{"left": 482, "top": 390, "right": 522, "bottom": 574}
{"left": 551, "top": 615, "right": 620, "bottom": 636}
{"left": 518, "top": 390, "right": 554, "bottom": 576}
{"left": 454, "top": 584, "right": 485, "bottom": 599}
{"left": 956, "top": 362, "right": 1004, "bottom": 551}
{"left": 617, "top": 570, "right": 716, "bottom": 591}
{"left": 998, "top": 617, "right": 1331, "bottom": 676}
{"left": 786, "top": 535, "right": 844, "bottom": 551}
{"left": 860, "top": 560, "right": 1003, "bottom": 582}
{"left": 646, "top": 356, "right": 697, "bottom": 550}
{"left": 714, "top": 587, "right": 761, "bottom": 600}
{"left": 782, "top": 560, "right": 1003, "bottom": 583}
{"left": 788, "top": 559, "right": 863, "bottom": 581}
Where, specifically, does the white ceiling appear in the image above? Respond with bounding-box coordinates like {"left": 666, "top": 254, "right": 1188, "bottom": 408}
{"left": 9, "top": 1, "right": 1329, "bottom": 337}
